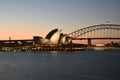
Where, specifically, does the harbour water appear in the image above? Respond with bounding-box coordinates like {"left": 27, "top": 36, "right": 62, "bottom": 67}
{"left": 0, "top": 49, "right": 120, "bottom": 80}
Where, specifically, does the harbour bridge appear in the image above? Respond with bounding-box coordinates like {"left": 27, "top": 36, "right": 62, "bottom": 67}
{"left": 68, "top": 24, "right": 120, "bottom": 45}
{"left": 0, "top": 24, "right": 120, "bottom": 46}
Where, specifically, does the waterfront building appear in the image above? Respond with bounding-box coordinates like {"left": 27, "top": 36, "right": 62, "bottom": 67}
{"left": 33, "top": 28, "right": 72, "bottom": 46}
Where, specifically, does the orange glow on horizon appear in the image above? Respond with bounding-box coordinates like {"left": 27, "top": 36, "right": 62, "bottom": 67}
{"left": 0, "top": 32, "right": 46, "bottom": 40}
{"left": 73, "top": 40, "right": 120, "bottom": 45}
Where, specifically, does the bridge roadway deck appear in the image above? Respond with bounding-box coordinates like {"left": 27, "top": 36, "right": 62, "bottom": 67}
{"left": 73, "top": 38, "right": 120, "bottom": 40}
{"left": 1, "top": 38, "right": 120, "bottom": 42}
{"left": 0, "top": 39, "right": 33, "bottom": 42}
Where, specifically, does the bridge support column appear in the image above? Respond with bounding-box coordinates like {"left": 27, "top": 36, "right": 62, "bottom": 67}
{"left": 87, "top": 38, "right": 92, "bottom": 46}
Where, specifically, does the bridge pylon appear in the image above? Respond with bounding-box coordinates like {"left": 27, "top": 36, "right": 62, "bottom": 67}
{"left": 88, "top": 38, "right": 91, "bottom": 46}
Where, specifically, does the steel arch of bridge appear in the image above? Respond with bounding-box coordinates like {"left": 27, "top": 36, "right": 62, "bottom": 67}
{"left": 68, "top": 24, "right": 120, "bottom": 39}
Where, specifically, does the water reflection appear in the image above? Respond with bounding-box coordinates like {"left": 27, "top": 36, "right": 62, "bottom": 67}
{"left": 50, "top": 51, "right": 60, "bottom": 56}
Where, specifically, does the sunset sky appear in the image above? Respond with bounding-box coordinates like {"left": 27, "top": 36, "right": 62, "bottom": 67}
{"left": 0, "top": 0, "right": 120, "bottom": 40}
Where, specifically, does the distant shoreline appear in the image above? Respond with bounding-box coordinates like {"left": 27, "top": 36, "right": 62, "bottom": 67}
{"left": 87, "top": 46, "right": 120, "bottom": 50}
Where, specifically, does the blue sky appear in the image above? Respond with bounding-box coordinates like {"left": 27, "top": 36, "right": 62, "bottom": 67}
{"left": 0, "top": 0, "right": 120, "bottom": 39}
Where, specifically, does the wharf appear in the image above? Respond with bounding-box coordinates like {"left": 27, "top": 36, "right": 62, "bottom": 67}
{"left": 0, "top": 46, "right": 85, "bottom": 52}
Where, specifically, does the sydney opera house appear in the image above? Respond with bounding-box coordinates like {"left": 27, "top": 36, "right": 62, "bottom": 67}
{"left": 0, "top": 28, "right": 74, "bottom": 51}
{"left": 33, "top": 28, "right": 72, "bottom": 46}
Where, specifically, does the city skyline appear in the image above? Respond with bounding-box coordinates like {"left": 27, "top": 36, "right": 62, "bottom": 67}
{"left": 0, "top": 0, "right": 120, "bottom": 40}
